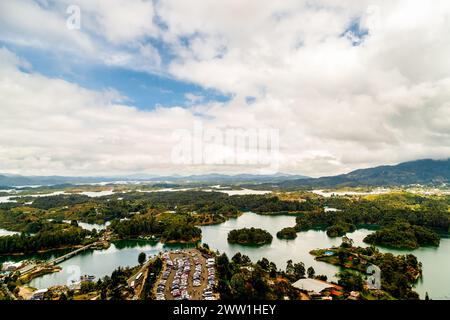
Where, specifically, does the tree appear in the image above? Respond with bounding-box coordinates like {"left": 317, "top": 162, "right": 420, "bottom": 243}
{"left": 337, "top": 270, "right": 364, "bottom": 291}
{"left": 293, "top": 262, "right": 306, "bottom": 279}
{"left": 138, "top": 252, "right": 146, "bottom": 265}
{"left": 307, "top": 266, "right": 315, "bottom": 279}
{"left": 286, "top": 260, "right": 294, "bottom": 275}
{"left": 338, "top": 249, "right": 346, "bottom": 264}
{"left": 257, "top": 257, "right": 270, "bottom": 271}
{"left": 232, "top": 252, "right": 243, "bottom": 265}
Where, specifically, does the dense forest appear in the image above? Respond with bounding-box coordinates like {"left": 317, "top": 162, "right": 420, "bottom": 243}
{"left": 216, "top": 252, "right": 299, "bottom": 300}
{"left": 0, "top": 223, "right": 93, "bottom": 255}
{"left": 110, "top": 213, "right": 202, "bottom": 243}
{"left": 312, "top": 243, "right": 423, "bottom": 299}
{"left": 276, "top": 227, "right": 297, "bottom": 240}
{"left": 227, "top": 228, "right": 273, "bottom": 246}
{"left": 295, "top": 193, "right": 449, "bottom": 243}
{"left": 363, "top": 222, "right": 440, "bottom": 249}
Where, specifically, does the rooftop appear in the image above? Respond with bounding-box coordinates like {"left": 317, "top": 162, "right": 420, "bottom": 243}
{"left": 292, "top": 278, "right": 340, "bottom": 294}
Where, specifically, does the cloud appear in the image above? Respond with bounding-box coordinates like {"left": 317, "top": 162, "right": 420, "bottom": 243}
{"left": 0, "top": 1, "right": 450, "bottom": 176}
{"left": 0, "top": 0, "right": 162, "bottom": 73}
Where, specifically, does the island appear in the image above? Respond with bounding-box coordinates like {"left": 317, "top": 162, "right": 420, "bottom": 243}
{"left": 363, "top": 222, "right": 440, "bottom": 249}
{"left": 326, "top": 222, "right": 356, "bottom": 237}
{"left": 276, "top": 227, "right": 298, "bottom": 240}
{"left": 227, "top": 228, "right": 273, "bottom": 246}
{"left": 310, "top": 240, "right": 423, "bottom": 300}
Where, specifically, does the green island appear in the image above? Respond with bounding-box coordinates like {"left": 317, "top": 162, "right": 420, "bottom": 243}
{"left": 294, "top": 192, "right": 449, "bottom": 248}
{"left": 276, "top": 227, "right": 298, "bottom": 240}
{"left": 0, "top": 221, "right": 95, "bottom": 255}
{"left": 326, "top": 222, "right": 356, "bottom": 237}
{"left": 227, "top": 228, "right": 273, "bottom": 246}
{"left": 363, "top": 222, "right": 440, "bottom": 249}
{"left": 310, "top": 238, "right": 423, "bottom": 299}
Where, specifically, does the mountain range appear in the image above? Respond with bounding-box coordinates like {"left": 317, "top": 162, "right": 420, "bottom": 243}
{"left": 0, "top": 173, "right": 308, "bottom": 188}
{"left": 0, "top": 159, "right": 448, "bottom": 189}
{"left": 263, "top": 159, "right": 450, "bottom": 190}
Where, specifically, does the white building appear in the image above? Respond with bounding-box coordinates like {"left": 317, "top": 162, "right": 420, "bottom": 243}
{"left": 292, "top": 278, "right": 337, "bottom": 295}
{"left": 1, "top": 261, "right": 24, "bottom": 272}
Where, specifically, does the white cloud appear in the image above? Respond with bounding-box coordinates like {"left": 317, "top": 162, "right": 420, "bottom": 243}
{"left": 0, "top": 0, "right": 162, "bottom": 73}
{"left": 0, "top": 1, "right": 450, "bottom": 176}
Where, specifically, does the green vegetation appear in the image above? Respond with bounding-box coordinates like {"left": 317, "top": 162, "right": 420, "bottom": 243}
{"left": 311, "top": 242, "right": 422, "bottom": 299}
{"left": 140, "top": 257, "right": 163, "bottom": 299}
{"left": 295, "top": 192, "right": 450, "bottom": 242}
{"left": 216, "top": 253, "right": 299, "bottom": 300}
{"left": 276, "top": 227, "right": 297, "bottom": 240}
{"left": 363, "top": 222, "right": 440, "bottom": 249}
{"left": 138, "top": 252, "right": 146, "bottom": 265}
{"left": 110, "top": 213, "right": 201, "bottom": 243}
{"left": 0, "top": 222, "right": 94, "bottom": 255}
{"left": 326, "top": 222, "right": 356, "bottom": 237}
{"left": 227, "top": 228, "right": 273, "bottom": 246}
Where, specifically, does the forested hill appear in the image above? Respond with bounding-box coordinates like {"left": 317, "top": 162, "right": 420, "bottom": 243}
{"left": 269, "top": 159, "right": 450, "bottom": 189}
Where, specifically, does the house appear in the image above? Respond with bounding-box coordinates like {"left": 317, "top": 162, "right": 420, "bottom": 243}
{"left": 349, "top": 291, "right": 361, "bottom": 300}
{"left": 292, "top": 278, "right": 343, "bottom": 298}
{"left": 30, "top": 289, "right": 48, "bottom": 300}
{"left": 1, "top": 261, "right": 24, "bottom": 272}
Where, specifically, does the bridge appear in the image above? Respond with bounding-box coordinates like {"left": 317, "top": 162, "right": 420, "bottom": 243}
{"left": 48, "top": 243, "right": 96, "bottom": 266}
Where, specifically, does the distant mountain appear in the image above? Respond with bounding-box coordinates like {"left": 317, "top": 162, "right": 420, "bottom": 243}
{"left": 160, "top": 173, "right": 309, "bottom": 184}
{"left": 0, "top": 173, "right": 309, "bottom": 188}
{"left": 0, "top": 175, "right": 120, "bottom": 187}
{"left": 2, "top": 159, "right": 447, "bottom": 189}
{"left": 270, "top": 159, "right": 450, "bottom": 189}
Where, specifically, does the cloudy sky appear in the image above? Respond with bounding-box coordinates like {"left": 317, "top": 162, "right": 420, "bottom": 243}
{"left": 0, "top": 0, "right": 449, "bottom": 177}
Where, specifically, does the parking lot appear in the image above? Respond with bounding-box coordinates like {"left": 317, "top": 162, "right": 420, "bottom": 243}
{"left": 154, "top": 249, "right": 216, "bottom": 300}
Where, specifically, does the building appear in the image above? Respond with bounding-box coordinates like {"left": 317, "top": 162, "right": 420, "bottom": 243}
{"left": 292, "top": 278, "right": 343, "bottom": 297}
{"left": 1, "top": 261, "right": 24, "bottom": 272}
{"left": 30, "top": 289, "right": 48, "bottom": 300}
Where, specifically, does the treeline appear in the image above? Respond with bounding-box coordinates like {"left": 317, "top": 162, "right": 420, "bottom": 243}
{"left": 0, "top": 224, "right": 91, "bottom": 255}
{"left": 110, "top": 215, "right": 201, "bottom": 243}
{"left": 216, "top": 253, "right": 299, "bottom": 300}
{"left": 227, "top": 195, "right": 318, "bottom": 213}
{"left": 276, "top": 227, "right": 297, "bottom": 240}
{"left": 324, "top": 244, "right": 423, "bottom": 299}
{"left": 363, "top": 222, "right": 440, "bottom": 249}
{"left": 28, "top": 194, "right": 91, "bottom": 210}
{"left": 227, "top": 228, "right": 273, "bottom": 245}
{"left": 295, "top": 197, "right": 450, "bottom": 239}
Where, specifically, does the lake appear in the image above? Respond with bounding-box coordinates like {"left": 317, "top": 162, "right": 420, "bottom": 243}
{"left": 10, "top": 212, "right": 449, "bottom": 299}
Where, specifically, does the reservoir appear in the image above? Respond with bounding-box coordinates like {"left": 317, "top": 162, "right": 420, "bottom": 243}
{"left": 4, "top": 212, "right": 447, "bottom": 299}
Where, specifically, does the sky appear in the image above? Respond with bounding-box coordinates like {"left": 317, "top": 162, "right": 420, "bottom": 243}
{"left": 0, "top": 0, "right": 449, "bottom": 177}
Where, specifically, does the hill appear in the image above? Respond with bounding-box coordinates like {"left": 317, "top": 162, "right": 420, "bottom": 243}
{"left": 268, "top": 159, "right": 450, "bottom": 189}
